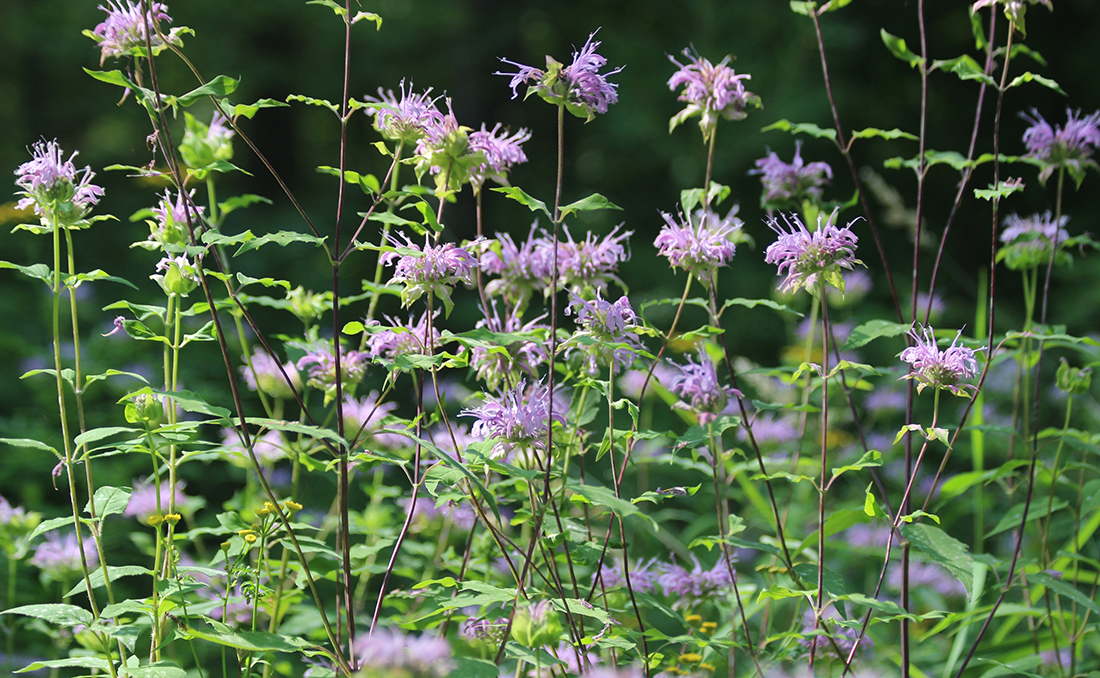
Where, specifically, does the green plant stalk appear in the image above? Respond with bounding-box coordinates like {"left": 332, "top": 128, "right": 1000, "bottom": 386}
{"left": 809, "top": 276, "right": 831, "bottom": 672}
{"left": 6, "top": 552, "right": 16, "bottom": 677}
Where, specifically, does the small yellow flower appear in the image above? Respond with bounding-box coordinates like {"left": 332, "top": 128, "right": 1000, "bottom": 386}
{"left": 163, "top": 513, "right": 182, "bottom": 524}
{"left": 679, "top": 653, "right": 703, "bottom": 664}
{"left": 699, "top": 662, "right": 716, "bottom": 672}
{"left": 701, "top": 621, "right": 717, "bottom": 633}
{"left": 237, "top": 529, "right": 253, "bottom": 537}
{"left": 284, "top": 500, "right": 303, "bottom": 512}
{"left": 685, "top": 614, "right": 703, "bottom": 626}
{"left": 244, "top": 533, "right": 258, "bottom": 543}
{"left": 148, "top": 515, "right": 164, "bottom": 526}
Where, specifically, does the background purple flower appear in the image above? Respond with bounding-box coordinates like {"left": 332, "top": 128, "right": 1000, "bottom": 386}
{"left": 752, "top": 141, "right": 833, "bottom": 207}
{"left": 30, "top": 531, "right": 97, "bottom": 581}
{"left": 1020, "top": 107, "right": 1100, "bottom": 184}
{"left": 353, "top": 627, "right": 452, "bottom": 677}
{"left": 366, "top": 80, "right": 444, "bottom": 143}
{"left": 343, "top": 392, "right": 406, "bottom": 448}
{"left": 364, "top": 311, "right": 440, "bottom": 362}
{"left": 462, "top": 380, "right": 565, "bottom": 461}
{"left": 125, "top": 478, "right": 190, "bottom": 520}
{"left": 240, "top": 347, "right": 301, "bottom": 400}
{"left": 998, "top": 211, "right": 1071, "bottom": 270}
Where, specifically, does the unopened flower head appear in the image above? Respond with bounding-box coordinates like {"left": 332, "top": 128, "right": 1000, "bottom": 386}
{"left": 91, "top": 0, "right": 185, "bottom": 65}
{"left": 14, "top": 140, "right": 104, "bottom": 226}
{"left": 240, "top": 347, "right": 301, "bottom": 400}
{"left": 998, "top": 210, "right": 1071, "bottom": 270}
{"left": 497, "top": 30, "right": 623, "bottom": 121}
{"left": 900, "top": 325, "right": 980, "bottom": 397}
{"left": 752, "top": 141, "right": 833, "bottom": 208}
{"left": 353, "top": 627, "right": 453, "bottom": 678}
{"left": 655, "top": 207, "right": 742, "bottom": 278}
{"left": 1021, "top": 108, "right": 1100, "bottom": 185}
{"left": 180, "top": 111, "right": 234, "bottom": 173}
{"left": 565, "top": 290, "right": 640, "bottom": 376}
{"left": 668, "top": 48, "right": 759, "bottom": 140}
{"left": 382, "top": 232, "right": 474, "bottom": 310}
{"left": 366, "top": 80, "right": 444, "bottom": 144}
{"left": 763, "top": 212, "right": 861, "bottom": 296}
{"left": 467, "top": 123, "right": 531, "bottom": 192}
{"left": 154, "top": 254, "right": 201, "bottom": 295}
{"left": 461, "top": 380, "right": 565, "bottom": 461}
{"left": 671, "top": 348, "right": 739, "bottom": 425}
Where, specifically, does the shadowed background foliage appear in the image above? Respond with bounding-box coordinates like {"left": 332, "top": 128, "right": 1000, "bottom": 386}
{"left": 2, "top": 0, "right": 1098, "bottom": 507}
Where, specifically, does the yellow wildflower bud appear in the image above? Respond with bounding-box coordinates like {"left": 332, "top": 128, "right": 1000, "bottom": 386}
{"left": 244, "top": 533, "right": 258, "bottom": 543}
{"left": 237, "top": 529, "right": 253, "bottom": 537}
{"left": 684, "top": 614, "right": 702, "bottom": 625}
{"left": 678, "top": 653, "right": 703, "bottom": 664}
{"left": 148, "top": 515, "right": 165, "bottom": 526}
{"left": 163, "top": 513, "right": 182, "bottom": 524}
{"left": 284, "top": 500, "right": 303, "bottom": 512}
{"left": 699, "top": 662, "right": 715, "bottom": 672}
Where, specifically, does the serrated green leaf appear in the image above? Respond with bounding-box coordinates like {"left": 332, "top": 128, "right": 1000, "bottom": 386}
{"left": 761, "top": 119, "right": 837, "bottom": 142}
{"left": 1006, "top": 71, "right": 1066, "bottom": 96}
{"left": 65, "top": 269, "right": 136, "bottom": 290}
{"left": 450, "top": 657, "right": 499, "bottom": 678}
{"left": 236, "top": 272, "right": 290, "bottom": 291}
{"left": 2, "top": 603, "right": 93, "bottom": 627}
{"left": 931, "top": 55, "right": 996, "bottom": 86}
{"left": 851, "top": 127, "right": 919, "bottom": 141}
{"left": 719, "top": 297, "right": 803, "bottom": 317}
{"left": 218, "top": 194, "right": 272, "bottom": 216}
{"left": 789, "top": 1, "right": 816, "bottom": 16}
{"left": 492, "top": 186, "right": 551, "bottom": 218}
{"left": 235, "top": 230, "right": 326, "bottom": 255}
{"left": 85, "top": 485, "right": 132, "bottom": 518}
{"left": 286, "top": 93, "right": 340, "bottom": 113}
{"left": 902, "top": 523, "right": 974, "bottom": 601}
{"left": 558, "top": 193, "right": 622, "bottom": 217}
{"left": 65, "top": 564, "right": 150, "bottom": 598}
{"left": 881, "top": 29, "right": 924, "bottom": 68}
{"left": 974, "top": 180, "right": 1025, "bottom": 201}
{"left": 227, "top": 98, "right": 289, "bottom": 120}
{"left": 843, "top": 319, "right": 910, "bottom": 350}
{"left": 0, "top": 261, "right": 52, "bottom": 284}
{"left": 177, "top": 75, "right": 239, "bottom": 107}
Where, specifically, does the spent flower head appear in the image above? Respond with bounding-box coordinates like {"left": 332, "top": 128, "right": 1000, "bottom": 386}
{"left": 899, "top": 325, "right": 980, "bottom": 397}
{"left": 752, "top": 141, "right": 833, "bottom": 208}
{"left": 89, "top": 0, "right": 186, "bottom": 65}
{"left": 15, "top": 140, "right": 104, "bottom": 227}
{"left": 668, "top": 48, "right": 760, "bottom": 141}
{"left": 366, "top": 80, "right": 444, "bottom": 144}
{"left": 764, "top": 212, "right": 861, "bottom": 296}
{"left": 1020, "top": 108, "right": 1100, "bottom": 186}
{"left": 497, "top": 30, "right": 623, "bottom": 121}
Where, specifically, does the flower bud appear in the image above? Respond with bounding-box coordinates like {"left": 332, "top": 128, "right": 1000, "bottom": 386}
{"left": 125, "top": 392, "right": 165, "bottom": 426}
{"left": 1056, "top": 358, "right": 1092, "bottom": 395}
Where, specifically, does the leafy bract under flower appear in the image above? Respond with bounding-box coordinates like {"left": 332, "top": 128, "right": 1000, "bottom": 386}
{"left": 899, "top": 325, "right": 980, "bottom": 397}
{"left": 668, "top": 48, "right": 760, "bottom": 140}
{"left": 497, "top": 30, "right": 623, "bottom": 121}
{"left": 997, "top": 210, "right": 1071, "bottom": 270}
{"left": 763, "top": 212, "right": 861, "bottom": 296}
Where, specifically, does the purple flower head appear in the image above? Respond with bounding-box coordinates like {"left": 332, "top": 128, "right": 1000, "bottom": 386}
{"left": 764, "top": 212, "right": 861, "bottom": 296}
{"left": 240, "top": 347, "right": 301, "bottom": 400}
{"left": 0, "top": 496, "right": 29, "bottom": 527}
{"left": 558, "top": 224, "right": 632, "bottom": 293}
{"left": 400, "top": 496, "right": 476, "bottom": 533}
{"left": 461, "top": 616, "right": 508, "bottom": 645}
{"left": 671, "top": 348, "right": 740, "bottom": 425}
{"left": 124, "top": 478, "right": 189, "bottom": 520}
{"left": 899, "top": 325, "right": 980, "bottom": 397}
{"left": 497, "top": 30, "right": 623, "bottom": 121}
{"left": 14, "top": 140, "right": 104, "bottom": 225}
{"left": 565, "top": 290, "right": 640, "bottom": 376}
{"left": 482, "top": 223, "right": 555, "bottom": 307}
{"left": 366, "top": 80, "right": 445, "bottom": 144}
{"left": 655, "top": 207, "right": 742, "bottom": 278}
{"left": 343, "top": 392, "right": 405, "bottom": 449}
{"left": 461, "top": 380, "right": 565, "bottom": 462}
{"left": 657, "top": 554, "right": 734, "bottom": 609}
{"left": 668, "top": 48, "right": 760, "bottom": 140}
{"left": 353, "top": 627, "right": 453, "bottom": 677}
{"left": 147, "top": 189, "right": 204, "bottom": 248}
{"left": 469, "top": 302, "right": 549, "bottom": 390}
{"left": 844, "top": 523, "right": 900, "bottom": 549}
{"left": 998, "top": 210, "right": 1071, "bottom": 270}
{"left": 738, "top": 411, "right": 798, "bottom": 447}
{"left": 599, "top": 557, "right": 659, "bottom": 594}
{"left": 888, "top": 561, "right": 965, "bottom": 597}
{"left": 752, "top": 141, "right": 833, "bottom": 207}
{"left": 30, "top": 531, "right": 97, "bottom": 581}
{"left": 618, "top": 361, "right": 680, "bottom": 401}
{"left": 467, "top": 123, "right": 531, "bottom": 192}
{"left": 1021, "top": 108, "right": 1100, "bottom": 185}
{"left": 296, "top": 344, "right": 368, "bottom": 401}
{"left": 382, "top": 232, "right": 474, "bottom": 311}
{"left": 90, "top": 0, "right": 185, "bottom": 65}
{"left": 364, "top": 311, "right": 440, "bottom": 362}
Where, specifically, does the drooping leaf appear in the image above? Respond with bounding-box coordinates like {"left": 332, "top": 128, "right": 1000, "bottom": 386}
{"left": 1006, "top": 72, "right": 1066, "bottom": 96}
{"left": 65, "top": 565, "right": 151, "bottom": 598}
{"left": 0, "top": 261, "right": 52, "bottom": 285}
{"left": 761, "top": 119, "right": 837, "bottom": 142}
{"left": 1030, "top": 571, "right": 1100, "bottom": 618}
{"left": 880, "top": 29, "right": 924, "bottom": 68}
{"left": 902, "top": 523, "right": 974, "bottom": 601}
{"left": 2, "top": 603, "right": 94, "bottom": 627}
{"left": 84, "top": 485, "right": 133, "bottom": 518}
{"left": 850, "top": 127, "right": 919, "bottom": 141}
{"left": 931, "top": 55, "right": 996, "bottom": 86}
